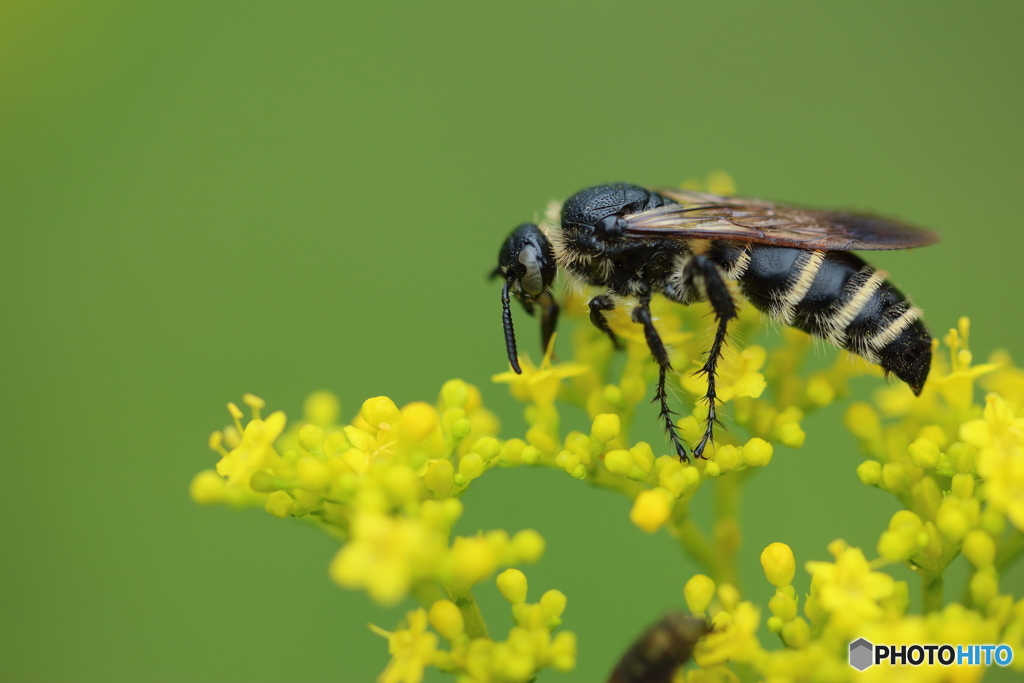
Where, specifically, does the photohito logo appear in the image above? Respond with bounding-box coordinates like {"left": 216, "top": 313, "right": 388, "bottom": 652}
{"left": 849, "top": 638, "right": 1013, "bottom": 671}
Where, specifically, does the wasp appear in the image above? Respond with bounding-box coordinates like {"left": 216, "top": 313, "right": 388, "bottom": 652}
{"left": 495, "top": 183, "right": 940, "bottom": 461}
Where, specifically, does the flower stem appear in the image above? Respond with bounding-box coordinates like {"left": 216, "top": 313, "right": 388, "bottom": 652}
{"left": 674, "top": 517, "right": 719, "bottom": 576}
{"left": 445, "top": 583, "right": 489, "bottom": 639}
{"left": 922, "top": 572, "right": 944, "bottom": 614}
{"left": 996, "top": 529, "right": 1024, "bottom": 572}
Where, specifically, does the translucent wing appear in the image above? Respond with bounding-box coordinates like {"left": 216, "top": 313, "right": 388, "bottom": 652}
{"left": 623, "top": 188, "right": 940, "bottom": 251}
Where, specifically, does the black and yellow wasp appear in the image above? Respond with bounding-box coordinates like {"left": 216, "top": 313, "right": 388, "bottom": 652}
{"left": 495, "top": 183, "right": 939, "bottom": 461}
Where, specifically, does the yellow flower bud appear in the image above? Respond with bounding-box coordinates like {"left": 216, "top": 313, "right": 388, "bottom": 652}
{"left": 857, "top": 460, "right": 882, "bottom": 485}
{"left": 459, "top": 453, "right": 485, "bottom": 481}
{"left": 630, "top": 488, "right": 673, "bottom": 533}
{"left": 963, "top": 529, "right": 996, "bottom": 568}
{"left": 768, "top": 589, "right": 797, "bottom": 621}
{"left": 471, "top": 436, "right": 501, "bottom": 461}
{"left": 429, "top": 599, "right": 464, "bottom": 640}
{"left": 844, "top": 402, "right": 881, "bottom": 441}
{"left": 881, "top": 462, "right": 907, "bottom": 491}
{"left": 877, "top": 530, "right": 914, "bottom": 562}
{"left": 782, "top": 617, "right": 811, "bottom": 648}
{"left": 952, "top": 473, "right": 975, "bottom": 499}
{"left": 630, "top": 442, "right": 656, "bottom": 472}
{"left": 190, "top": 470, "right": 226, "bottom": 505}
{"left": 265, "top": 490, "right": 294, "bottom": 518}
{"left": 360, "top": 396, "right": 400, "bottom": 430}
{"left": 703, "top": 461, "right": 721, "bottom": 478}
{"left": 713, "top": 444, "right": 739, "bottom": 471}
{"left": 207, "top": 431, "right": 223, "bottom": 452}
{"left": 591, "top": 413, "right": 621, "bottom": 443}
{"left": 776, "top": 422, "right": 806, "bottom": 448}
{"left": 497, "top": 568, "right": 528, "bottom": 604}
{"left": 969, "top": 567, "right": 999, "bottom": 607}
{"left": 296, "top": 455, "right": 330, "bottom": 492}
{"left": 717, "top": 583, "right": 741, "bottom": 611}
{"left": 805, "top": 374, "right": 835, "bottom": 406}
{"left": 303, "top": 390, "right": 339, "bottom": 427}
{"left": 520, "top": 445, "right": 540, "bottom": 465}
{"left": 440, "top": 379, "right": 469, "bottom": 409}
{"left": 549, "top": 631, "right": 577, "bottom": 672}
{"left": 936, "top": 497, "right": 971, "bottom": 541}
{"left": 760, "top": 542, "right": 796, "bottom": 587}
{"left": 684, "top": 574, "right": 715, "bottom": 613}
{"left": 740, "top": 438, "right": 772, "bottom": 467}
{"left": 511, "top": 529, "right": 545, "bottom": 563}
{"left": 398, "top": 401, "right": 439, "bottom": 441}
{"left": 423, "top": 459, "right": 454, "bottom": 496}
{"left": 298, "top": 424, "right": 325, "bottom": 452}
{"left": 908, "top": 437, "right": 940, "bottom": 468}
{"left": 541, "top": 589, "right": 568, "bottom": 621}
{"left": 604, "top": 449, "right": 633, "bottom": 475}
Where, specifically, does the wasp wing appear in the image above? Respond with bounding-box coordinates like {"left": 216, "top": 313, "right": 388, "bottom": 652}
{"left": 623, "top": 188, "right": 940, "bottom": 251}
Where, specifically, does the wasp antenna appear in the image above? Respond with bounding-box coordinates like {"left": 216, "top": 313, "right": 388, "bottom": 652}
{"left": 502, "top": 278, "right": 522, "bottom": 374}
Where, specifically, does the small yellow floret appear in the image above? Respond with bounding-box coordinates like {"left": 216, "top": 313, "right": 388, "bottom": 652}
{"left": 297, "top": 455, "right": 330, "bottom": 492}
{"left": 760, "top": 543, "right": 796, "bottom": 587}
{"left": 361, "top": 396, "right": 401, "bottom": 430}
{"left": 298, "top": 424, "right": 326, "bottom": 452}
{"left": 265, "top": 490, "right": 294, "bottom": 518}
{"left": 303, "top": 390, "right": 340, "bottom": 426}
{"left": 740, "top": 438, "right": 772, "bottom": 467}
{"left": 428, "top": 599, "right": 464, "bottom": 640}
{"left": 962, "top": 529, "right": 996, "bottom": 568}
{"left": 497, "top": 568, "right": 528, "bottom": 604}
{"left": 857, "top": 460, "right": 882, "bottom": 485}
{"left": 511, "top": 529, "right": 546, "bottom": 563}
{"left": 684, "top": 574, "right": 716, "bottom": 613}
{"left": 630, "top": 488, "right": 673, "bottom": 533}
{"left": 540, "top": 589, "right": 567, "bottom": 620}
{"left": 591, "top": 413, "right": 621, "bottom": 443}
{"left": 190, "top": 470, "right": 226, "bottom": 505}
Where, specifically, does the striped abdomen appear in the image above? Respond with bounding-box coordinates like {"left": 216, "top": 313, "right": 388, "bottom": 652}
{"left": 712, "top": 242, "right": 932, "bottom": 394}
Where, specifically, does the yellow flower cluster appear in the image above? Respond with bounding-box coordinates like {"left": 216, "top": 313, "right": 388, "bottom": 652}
{"left": 191, "top": 384, "right": 575, "bottom": 682}
{"left": 846, "top": 318, "right": 1024, "bottom": 614}
{"left": 679, "top": 538, "right": 1024, "bottom": 682}
{"left": 371, "top": 570, "right": 575, "bottom": 683}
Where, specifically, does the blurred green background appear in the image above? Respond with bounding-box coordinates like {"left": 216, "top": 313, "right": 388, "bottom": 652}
{"left": 2, "top": 2, "right": 1022, "bottom": 681}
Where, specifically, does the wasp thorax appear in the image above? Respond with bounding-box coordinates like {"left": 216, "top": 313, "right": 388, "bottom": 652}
{"left": 561, "top": 183, "right": 674, "bottom": 241}
{"left": 498, "top": 223, "right": 556, "bottom": 295}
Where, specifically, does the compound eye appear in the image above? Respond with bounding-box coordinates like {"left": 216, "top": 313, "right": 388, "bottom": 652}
{"left": 518, "top": 244, "right": 544, "bottom": 295}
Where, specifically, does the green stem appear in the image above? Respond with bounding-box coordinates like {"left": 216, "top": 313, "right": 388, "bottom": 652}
{"left": 995, "top": 529, "right": 1024, "bottom": 572}
{"left": 711, "top": 470, "right": 749, "bottom": 589}
{"left": 444, "top": 583, "right": 489, "bottom": 639}
{"left": 922, "top": 572, "right": 944, "bottom": 614}
{"left": 674, "top": 517, "right": 719, "bottom": 576}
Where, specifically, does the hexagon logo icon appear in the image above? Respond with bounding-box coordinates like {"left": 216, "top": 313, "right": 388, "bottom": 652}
{"left": 849, "top": 638, "right": 874, "bottom": 671}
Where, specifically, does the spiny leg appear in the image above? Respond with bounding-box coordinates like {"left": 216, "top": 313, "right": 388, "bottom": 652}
{"left": 631, "top": 289, "right": 689, "bottom": 462}
{"left": 539, "top": 292, "right": 560, "bottom": 357}
{"left": 685, "top": 256, "right": 738, "bottom": 459}
{"left": 588, "top": 294, "right": 623, "bottom": 349}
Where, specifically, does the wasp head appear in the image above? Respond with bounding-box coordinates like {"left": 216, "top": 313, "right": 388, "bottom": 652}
{"left": 495, "top": 223, "right": 557, "bottom": 373}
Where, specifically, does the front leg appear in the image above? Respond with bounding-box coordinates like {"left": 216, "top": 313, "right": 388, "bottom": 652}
{"left": 588, "top": 294, "right": 622, "bottom": 349}
{"left": 631, "top": 289, "right": 689, "bottom": 462}
{"left": 684, "top": 256, "right": 738, "bottom": 459}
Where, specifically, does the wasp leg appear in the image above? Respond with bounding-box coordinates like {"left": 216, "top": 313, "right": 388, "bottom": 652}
{"left": 685, "top": 256, "right": 738, "bottom": 459}
{"left": 539, "top": 292, "right": 560, "bottom": 357}
{"left": 589, "top": 294, "right": 623, "bottom": 349}
{"left": 632, "top": 290, "right": 689, "bottom": 462}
